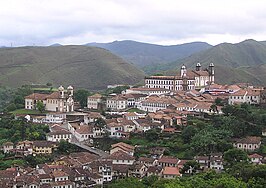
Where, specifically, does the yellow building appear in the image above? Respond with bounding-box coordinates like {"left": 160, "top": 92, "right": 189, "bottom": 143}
{"left": 33, "top": 141, "right": 57, "bottom": 155}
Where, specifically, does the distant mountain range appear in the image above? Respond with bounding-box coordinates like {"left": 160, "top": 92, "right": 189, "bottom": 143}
{"left": 0, "top": 45, "right": 145, "bottom": 90}
{"left": 0, "top": 39, "right": 266, "bottom": 89}
{"left": 162, "top": 39, "right": 266, "bottom": 85}
{"left": 86, "top": 40, "right": 212, "bottom": 68}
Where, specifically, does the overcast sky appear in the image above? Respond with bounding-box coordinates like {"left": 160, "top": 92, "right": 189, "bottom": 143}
{"left": 1, "top": 0, "right": 266, "bottom": 46}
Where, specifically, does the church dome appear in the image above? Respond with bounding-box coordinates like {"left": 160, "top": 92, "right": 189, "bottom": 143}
{"left": 209, "top": 63, "right": 214, "bottom": 67}
{"left": 196, "top": 63, "right": 201, "bottom": 67}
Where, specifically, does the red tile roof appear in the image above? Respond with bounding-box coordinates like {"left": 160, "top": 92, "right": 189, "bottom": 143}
{"left": 109, "top": 150, "right": 135, "bottom": 160}
{"left": 163, "top": 167, "right": 181, "bottom": 176}
{"left": 158, "top": 156, "right": 179, "bottom": 164}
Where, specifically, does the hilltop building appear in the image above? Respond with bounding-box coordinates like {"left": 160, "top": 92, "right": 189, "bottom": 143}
{"left": 144, "top": 63, "right": 215, "bottom": 91}
{"left": 25, "top": 85, "right": 74, "bottom": 112}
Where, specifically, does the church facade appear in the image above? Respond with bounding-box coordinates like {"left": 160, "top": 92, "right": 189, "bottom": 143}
{"left": 144, "top": 63, "right": 214, "bottom": 91}
{"left": 25, "top": 85, "right": 74, "bottom": 112}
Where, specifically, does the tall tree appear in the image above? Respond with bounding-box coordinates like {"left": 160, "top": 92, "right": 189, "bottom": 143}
{"left": 74, "top": 89, "right": 91, "bottom": 108}
{"left": 36, "top": 101, "right": 45, "bottom": 113}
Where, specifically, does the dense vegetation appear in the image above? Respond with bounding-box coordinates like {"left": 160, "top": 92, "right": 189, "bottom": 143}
{"left": 0, "top": 116, "right": 49, "bottom": 145}
{"left": 108, "top": 167, "right": 266, "bottom": 188}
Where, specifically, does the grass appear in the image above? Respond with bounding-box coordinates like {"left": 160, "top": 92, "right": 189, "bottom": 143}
{"left": 11, "top": 109, "right": 47, "bottom": 115}
{"left": 32, "top": 87, "right": 58, "bottom": 92}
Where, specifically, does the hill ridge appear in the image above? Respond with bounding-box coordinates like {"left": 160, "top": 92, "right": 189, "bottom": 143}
{"left": 0, "top": 45, "right": 145, "bottom": 90}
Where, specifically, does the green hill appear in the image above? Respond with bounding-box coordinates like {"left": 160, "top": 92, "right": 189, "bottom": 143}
{"left": 86, "top": 40, "right": 212, "bottom": 69}
{"left": 158, "top": 39, "right": 266, "bottom": 85}
{"left": 0, "top": 45, "right": 145, "bottom": 90}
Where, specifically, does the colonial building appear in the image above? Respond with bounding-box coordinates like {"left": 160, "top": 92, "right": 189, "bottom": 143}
{"left": 228, "top": 89, "right": 261, "bottom": 105}
{"left": 144, "top": 63, "right": 215, "bottom": 91}
{"left": 87, "top": 94, "right": 103, "bottom": 110}
{"left": 138, "top": 95, "right": 177, "bottom": 112}
{"left": 162, "top": 167, "right": 181, "bottom": 179}
{"left": 106, "top": 95, "right": 127, "bottom": 111}
{"left": 233, "top": 136, "right": 261, "bottom": 151}
{"left": 25, "top": 85, "right": 74, "bottom": 112}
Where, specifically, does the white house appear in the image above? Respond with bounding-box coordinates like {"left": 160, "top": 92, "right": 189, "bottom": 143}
{"left": 109, "top": 150, "right": 135, "bottom": 165}
{"left": 138, "top": 96, "right": 177, "bottom": 112}
{"left": 228, "top": 89, "right": 261, "bottom": 105}
{"left": 46, "top": 124, "right": 72, "bottom": 142}
{"left": 106, "top": 95, "right": 127, "bottom": 111}
{"left": 248, "top": 153, "right": 263, "bottom": 164}
{"left": 87, "top": 94, "right": 103, "bottom": 110}
{"left": 233, "top": 136, "right": 261, "bottom": 151}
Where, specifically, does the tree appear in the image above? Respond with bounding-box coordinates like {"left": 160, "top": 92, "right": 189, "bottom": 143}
{"left": 108, "top": 177, "right": 146, "bottom": 188}
{"left": 14, "top": 95, "right": 24, "bottom": 108}
{"left": 74, "top": 89, "right": 91, "bottom": 108}
{"left": 95, "top": 118, "right": 106, "bottom": 128}
{"left": 182, "top": 125, "right": 198, "bottom": 143}
{"left": 145, "top": 128, "right": 161, "bottom": 141}
{"left": 222, "top": 105, "right": 235, "bottom": 116}
{"left": 46, "top": 82, "right": 52, "bottom": 87}
{"left": 215, "top": 97, "right": 224, "bottom": 106}
{"left": 4, "top": 103, "right": 17, "bottom": 112}
{"left": 142, "top": 175, "right": 158, "bottom": 187}
{"left": 224, "top": 148, "right": 248, "bottom": 167}
{"left": 190, "top": 126, "right": 232, "bottom": 154}
{"left": 36, "top": 101, "right": 45, "bottom": 113}
{"left": 181, "top": 160, "right": 200, "bottom": 175}
{"left": 210, "top": 104, "right": 218, "bottom": 113}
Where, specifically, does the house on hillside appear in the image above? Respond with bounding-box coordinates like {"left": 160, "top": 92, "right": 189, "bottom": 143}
{"left": 162, "top": 167, "right": 181, "bottom": 179}
{"left": 110, "top": 142, "right": 135, "bottom": 156}
{"left": 46, "top": 124, "right": 72, "bottom": 142}
{"left": 233, "top": 136, "right": 261, "bottom": 151}
{"left": 228, "top": 89, "right": 261, "bottom": 105}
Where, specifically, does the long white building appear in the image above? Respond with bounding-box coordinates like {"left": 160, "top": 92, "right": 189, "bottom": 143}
{"left": 145, "top": 63, "right": 214, "bottom": 91}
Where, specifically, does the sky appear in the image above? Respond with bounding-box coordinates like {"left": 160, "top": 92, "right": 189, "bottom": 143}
{"left": 1, "top": 0, "right": 266, "bottom": 46}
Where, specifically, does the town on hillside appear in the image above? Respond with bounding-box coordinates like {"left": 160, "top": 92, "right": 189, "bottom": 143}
{"left": 0, "top": 64, "right": 266, "bottom": 187}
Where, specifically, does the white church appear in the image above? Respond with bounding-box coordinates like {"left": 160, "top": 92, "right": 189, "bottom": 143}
{"left": 25, "top": 85, "right": 74, "bottom": 112}
{"left": 144, "top": 63, "right": 215, "bottom": 91}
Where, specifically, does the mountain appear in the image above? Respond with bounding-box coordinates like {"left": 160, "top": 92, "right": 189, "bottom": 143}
{"left": 86, "top": 40, "right": 212, "bottom": 68}
{"left": 0, "top": 45, "right": 145, "bottom": 90}
{"left": 163, "top": 39, "right": 266, "bottom": 85}
{"left": 49, "top": 43, "right": 62, "bottom": 46}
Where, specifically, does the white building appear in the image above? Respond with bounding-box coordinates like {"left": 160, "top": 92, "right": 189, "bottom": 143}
{"left": 87, "top": 94, "right": 103, "bottom": 110}
{"left": 109, "top": 150, "right": 135, "bottom": 165}
{"left": 124, "top": 87, "right": 171, "bottom": 96}
{"left": 106, "top": 95, "right": 127, "bottom": 111}
{"left": 228, "top": 89, "right": 261, "bottom": 105}
{"left": 144, "top": 63, "right": 214, "bottom": 91}
{"left": 233, "top": 136, "right": 261, "bottom": 151}
{"left": 248, "top": 153, "right": 263, "bottom": 164}
{"left": 46, "top": 124, "right": 72, "bottom": 142}
{"left": 138, "top": 95, "right": 177, "bottom": 112}
{"left": 44, "top": 113, "right": 66, "bottom": 124}
{"left": 25, "top": 86, "right": 74, "bottom": 112}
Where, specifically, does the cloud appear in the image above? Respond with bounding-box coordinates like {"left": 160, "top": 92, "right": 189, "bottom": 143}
{"left": 0, "top": 0, "right": 266, "bottom": 46}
